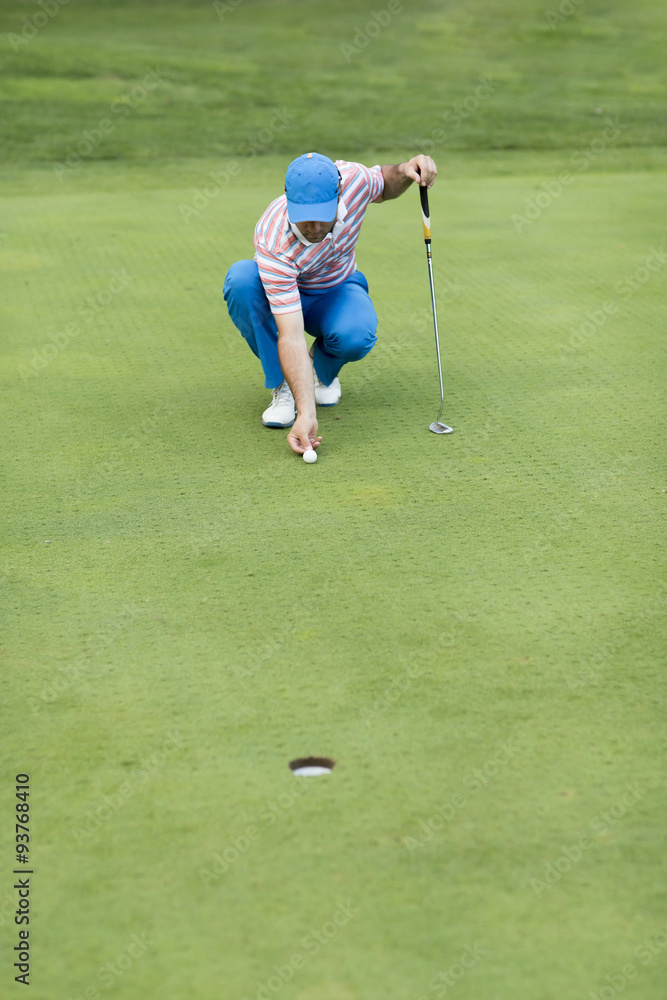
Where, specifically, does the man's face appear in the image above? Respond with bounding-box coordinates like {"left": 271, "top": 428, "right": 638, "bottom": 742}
{"left": 297, "top": 216, "right": 337, "bottom": 243}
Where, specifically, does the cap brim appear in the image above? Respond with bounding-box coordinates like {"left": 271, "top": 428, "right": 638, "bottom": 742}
{"left": 286, "top": 196, "right": 338, "bottom": 224}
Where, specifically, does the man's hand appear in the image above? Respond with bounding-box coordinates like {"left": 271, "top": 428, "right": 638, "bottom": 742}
{"left": 378, "top": 155, "right": 438, "bottom": 201}
{"left": 287, "top": 414, "right": 322, "bottom": 455}
{"left": 274, "top": 310, "right": 322, "bottom": 454}
{"left": 402, "top": 153, "right": 437, "bottom": 188}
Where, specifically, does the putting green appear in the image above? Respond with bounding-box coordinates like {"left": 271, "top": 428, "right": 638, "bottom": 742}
{"left": 1, "top": 1, "right": 666, "bottom": 998}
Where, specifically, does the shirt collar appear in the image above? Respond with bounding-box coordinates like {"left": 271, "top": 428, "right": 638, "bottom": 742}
{"left": 290, "top": 196, "right": 348, "bottom": 247}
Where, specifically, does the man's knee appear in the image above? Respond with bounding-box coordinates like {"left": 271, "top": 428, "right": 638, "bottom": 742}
{"left": 342, "top": 325, "right": 377, "bottom": 361}
{"left": 223, "top": 259, "right": 260, "bottom": 301}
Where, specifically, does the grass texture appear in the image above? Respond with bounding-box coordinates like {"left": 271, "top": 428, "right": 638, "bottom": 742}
{"left": 1, "top": 1, "right": 666, "bottom": 999}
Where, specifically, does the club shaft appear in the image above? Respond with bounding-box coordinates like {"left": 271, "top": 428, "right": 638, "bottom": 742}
{"left": 425, "top": 249, "right": 444, "bottom": 423}
{"left": 419, "top": 177, "right": 449, "bottom": 431}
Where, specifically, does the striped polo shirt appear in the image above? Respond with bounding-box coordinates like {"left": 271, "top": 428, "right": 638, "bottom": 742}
{"left": 253, "top": 159, "right": 385, "bottom": 315}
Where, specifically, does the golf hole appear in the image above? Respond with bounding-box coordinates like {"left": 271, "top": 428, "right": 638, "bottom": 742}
{"left": 289, "top": 756, "right": 335, "bottom": 777}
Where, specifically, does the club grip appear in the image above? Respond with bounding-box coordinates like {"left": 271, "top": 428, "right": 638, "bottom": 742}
{"left": 419, "top": 182, "right": 431, "bottom": 241}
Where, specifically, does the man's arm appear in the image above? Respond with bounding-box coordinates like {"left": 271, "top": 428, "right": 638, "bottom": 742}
{"left": 376, "top": 154, "right": 438, "bottom": 202}
{"left": 275, "top": 310, "right": 322, "bottom": 454}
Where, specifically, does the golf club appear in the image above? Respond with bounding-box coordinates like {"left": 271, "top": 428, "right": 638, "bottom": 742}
{"left": 419, "top": 178, "right": 453, "bottom": 434}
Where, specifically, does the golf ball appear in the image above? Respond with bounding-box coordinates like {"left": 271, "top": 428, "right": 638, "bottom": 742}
{"left": 303, "top": 448, "right": 317, "bottom": 464}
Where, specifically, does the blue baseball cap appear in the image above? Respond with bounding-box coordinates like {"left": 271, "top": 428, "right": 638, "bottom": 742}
{"left": 285, "top": 152, "right": 340, "bottom": 224}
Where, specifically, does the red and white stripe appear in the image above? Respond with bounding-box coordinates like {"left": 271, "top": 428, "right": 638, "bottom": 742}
{"left": 253, "top": 160, "right": 384, "bottom": 315}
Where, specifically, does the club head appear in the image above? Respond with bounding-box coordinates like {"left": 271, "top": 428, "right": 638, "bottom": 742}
{"left": 429, "top": 421, "right": 454, "bottom": 434}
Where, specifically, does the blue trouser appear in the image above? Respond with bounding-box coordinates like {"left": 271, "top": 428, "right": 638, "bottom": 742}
{"left": 223, "top": 259, "right": 378, "bottom": 389}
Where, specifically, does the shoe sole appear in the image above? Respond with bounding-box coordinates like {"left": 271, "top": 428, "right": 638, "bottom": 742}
{"left": 316, "top": 399, "right": 340, "bottom": 407}
{"left": 262, "top": 419, "right": 295, "bottom": 428}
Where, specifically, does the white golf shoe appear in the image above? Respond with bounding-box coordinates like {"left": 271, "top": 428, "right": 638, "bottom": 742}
{"left": 262, "top": 380, "right": 295, "bottom": 427}
{"left": 312, "top": 360, "right": 341, "bottom": 407}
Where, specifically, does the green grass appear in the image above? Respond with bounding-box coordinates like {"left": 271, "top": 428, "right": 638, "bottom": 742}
{"left": 1, "top": 0, "right": 666, "bottom": 164}
{"left": 1, "top": 2, "right": 666, "bottom": 998}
